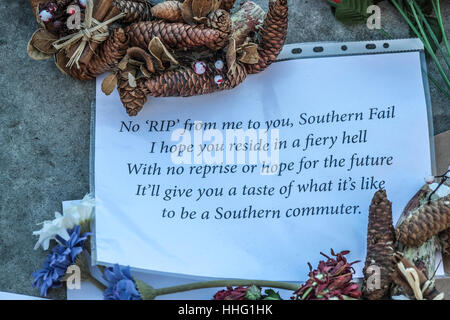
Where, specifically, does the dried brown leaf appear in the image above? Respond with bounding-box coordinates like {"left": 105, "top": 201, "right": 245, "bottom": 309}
{"left": 181, "top": 0, "right": 194, "bottom": 24}
{"left": 101, "top": 73, "right": 118, "bottom": 95}
{"left": 140, "top": 64, "right": 153, "bottom": 78}
{"left": 238, "top": 43, "right": 259, "bottom": 64}
{"left": 212, "top": 0, "right": 222, "bottom": 11}
{"left": 148, "top": 37, "right": 179, "bottom": 70}
{"left": 192, "top": 0, "right": 215, "bottom": 18}
{"left": 30, "top": 28, "right": 58, "bottom": 54}
{"left": 118, "top": 56, "right": 129, "bottom": 71}
{"left": 27, "top": 38, "right": 53, "bottom": 61}
{"left": 226, "top": 38, "right": 236, "bottom": 74}
{"left": 127, "top": 47, "right": 155, "bottom": 73}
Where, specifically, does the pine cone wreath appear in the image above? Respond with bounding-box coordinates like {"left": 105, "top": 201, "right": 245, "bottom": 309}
{"left": 67, "top": 28, "right": 129, "bottom": 80}
{"left": 362, "top": 190, "right": 396, "bottom": 300}
{"left": 246, "top": 0, "right": 289, "bottom": 74}
{"left": 113, "top": 0, "right": 153, "bottom": 23}
{"left": 396, "top": 195, "right": 450, "bottom": 247}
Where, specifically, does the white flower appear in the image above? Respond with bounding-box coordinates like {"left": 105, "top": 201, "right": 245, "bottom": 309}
{"left": 63, "top": 193, "right": 95, "bottom": 228}
{"left": 33, "top": 212, "right": 70, "bottom": 250}
{"left": 33, "top": 194, "right": 95, "bottom": 250}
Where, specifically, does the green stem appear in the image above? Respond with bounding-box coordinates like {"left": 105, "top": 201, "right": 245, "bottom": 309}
{"left": 379, "top": 28, "right": 393, "bottom": 39}
{"left": 154, "top": 280, "right": 300, "bottom": 297}
{"left": 391, "top": 0, "right": 450, "bottom": 91}
{"left": 408, "top": 1, "right": 450, "bottom": 90}
{"left": 432, "top": 0, "right": 450, "bottom": 57}
{"left": 413, "top": 1, "right": 450, "bottom": 69}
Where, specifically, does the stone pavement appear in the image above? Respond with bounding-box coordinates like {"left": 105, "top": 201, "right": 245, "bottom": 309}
{"left": 0, "top": 0, "right": 448, "bottom": 299}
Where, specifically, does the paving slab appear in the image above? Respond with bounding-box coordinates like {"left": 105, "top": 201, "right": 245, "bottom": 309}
{"left": 0, "top": 0, "right": 448, "bottom": 299}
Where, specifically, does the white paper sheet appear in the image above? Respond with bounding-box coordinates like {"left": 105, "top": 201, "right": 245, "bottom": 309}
{"left": 0, "top": 292, "right": 45, "bottom": 300}
{"left": 94, "top": 52, "right": 432, "bottom": 281}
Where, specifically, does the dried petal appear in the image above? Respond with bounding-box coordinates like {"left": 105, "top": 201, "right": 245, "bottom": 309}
{"left": 148, "top": 37, "right": 179, "bottom": 70}
{"left": 30, "top": 29, "right": 58, "bottom": 54}
{"left": 128, "top": 72, "right": 137, "bottom": 88}
{"left": 238, "top": 43, "right": 259, "bottom": 64}
{"left": 181, "top": 0, "right": 194, "bottom": 24}
{"left": 102, "top": 73, "right": 118, "bottom": 95}
{"left": 192, "top": 0, "right": 215, "bottom": 18}
{"left": 226, "top": 38, "right": 236, "bottom": 74}
{"left": 28, "top": 39, "right": 53, "bottom": 61}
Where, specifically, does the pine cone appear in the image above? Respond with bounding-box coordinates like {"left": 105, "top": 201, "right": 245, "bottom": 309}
{"left": 67, "top": 28, "right": 129, "bottom": 80}
{"left": 119, "top": 62, "right": 248, "bottom": 115}
{"left": 439, "top": 229, "right": 450, "bottom": 256}
{"left": 396, "top": 195, "right": 450, "bottom": 247}
{"left": 150, "top": 1, "right": 183, "bottom": 22}
{"left": 362, "top": 190, "right": 395, "bottom": 300}
{"left": 118, "top": 77, "right": 149, "bottom": 116}
{"left": 113, "top": 0, "right": 152, "bottom": 23}
{"left": 246, "top": 0, "right": 289, "bottom": 75}
{"left": 206, "top": 9, "right": 232, "bottom": 50}
{"left": 125, "top": 20, "right": 220, "bottom": 50}
{"left": 221, "top": 0, "right": 237, "bottom": 11}
{"left": 145, "top": 63, "right": 247, "bottom": 97}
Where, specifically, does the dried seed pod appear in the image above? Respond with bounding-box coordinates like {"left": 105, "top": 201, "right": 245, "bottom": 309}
{"left": 392, "top": 253, "right": 443, "bottom": 300}
{"left": 125, "top": 20, "right": 220, "bottom": 50}
{"left": 246, "top": 0, "right": 289, "bottom": 74}
{"left": 362, "top": 190, "right": 396, "bottom": 300}
{"left": 151, "top": 1, "right": 183, "bottom": 22}
{"left": 67, "top": 28, "right": 129, "bottom": 80}
{"left": 113, "top": 0, "right": 153, "bottom": 23}
{"left": 396, "top": 195, "right": 450, "bottom": 247}
{"left": 206, "top": 9, "right": 232, "bottom": 50}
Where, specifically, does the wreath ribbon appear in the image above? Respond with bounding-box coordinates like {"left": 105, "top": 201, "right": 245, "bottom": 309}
{"left": 52, "top": 0, "right": 125, "bottom": 68}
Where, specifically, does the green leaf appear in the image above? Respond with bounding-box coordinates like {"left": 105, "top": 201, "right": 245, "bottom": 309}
{"left": 134, "top": 278, "right": 157, "bottom": 300}
{"left": 262, "top": 289, "right": 282, "bottom": 300}
{"left": 245, "top": 285, "right": 262, "bottom": 300}
{"left": 334, "top": 0, "right": 374, "bottom": 25}
{"left": 417, "top": 16, "right": 443, "bottom": 54}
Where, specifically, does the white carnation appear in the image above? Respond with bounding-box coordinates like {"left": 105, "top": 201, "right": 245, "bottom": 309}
{"left": 33, "top": 194, "right": 94, "bottom": 250}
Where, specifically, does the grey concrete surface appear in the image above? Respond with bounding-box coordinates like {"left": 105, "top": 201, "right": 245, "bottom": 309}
{"left": 0, "top": 0, "right": 448, "bottom": 299}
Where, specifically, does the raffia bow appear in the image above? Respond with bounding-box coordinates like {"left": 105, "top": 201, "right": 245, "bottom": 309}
{"left": 52, "top": 0, "right": 125, "bottom": 69}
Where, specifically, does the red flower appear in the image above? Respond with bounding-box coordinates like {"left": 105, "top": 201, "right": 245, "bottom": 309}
{"left": 213, "top": 286, "right": 248, "bottom": 300}
{"left": 293, "top": 249, "right": 361, "bottom": 300}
